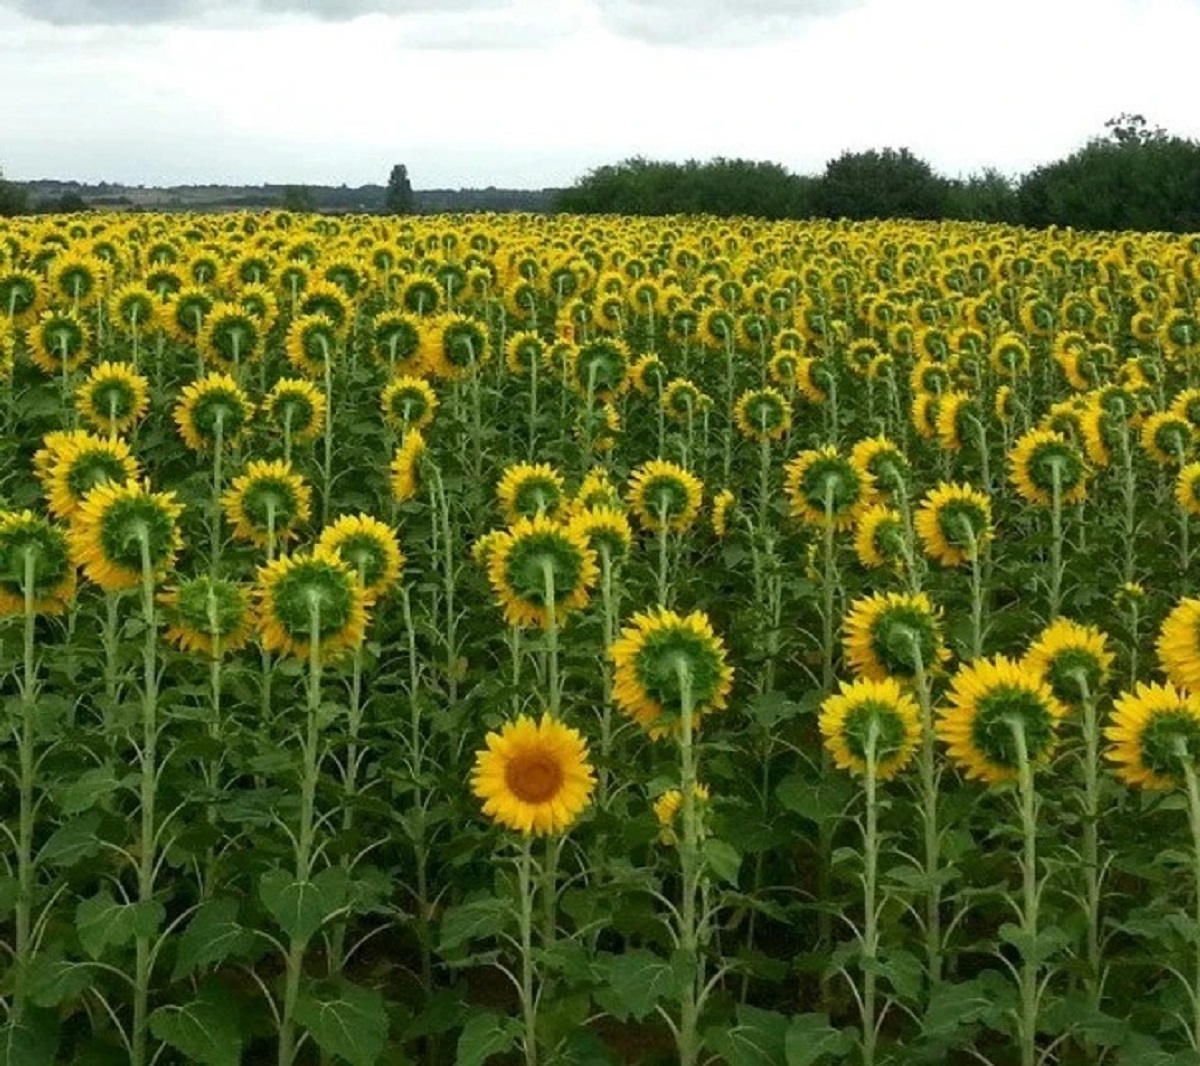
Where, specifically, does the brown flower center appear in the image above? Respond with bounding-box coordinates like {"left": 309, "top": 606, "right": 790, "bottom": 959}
{"left": 505, "top": 751, "right": 563, "bottom": 804}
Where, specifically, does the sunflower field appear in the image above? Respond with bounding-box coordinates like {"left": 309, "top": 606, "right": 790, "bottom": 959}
{"left": 1, "top": 211, "right": 1200, "bottom": 1066}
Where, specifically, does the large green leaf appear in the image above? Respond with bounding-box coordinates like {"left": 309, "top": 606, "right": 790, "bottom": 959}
{"left": 593, "top": 950, "right": 675, "bottom": 1022}
{"left": 75, "top": 891, "right": 163, "bottom": 960}
{"left": 294, "top": 978, "right": 388, "bottom": 1066}
{"left": 455, "top": 1012, "right": 522, "bottom": 1066}
{"left": 171, "top": 898, "right": 254, "bottom": 980}
{"left": 258, "top": 866, "right": 348, "bottom": 943}
{"left": 149, "top": 987, "right": 242, "bottom": 1066}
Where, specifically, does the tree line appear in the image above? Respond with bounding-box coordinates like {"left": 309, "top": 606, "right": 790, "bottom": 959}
{"left": 554, "top": 115, "right": 1200, "bottom": 232}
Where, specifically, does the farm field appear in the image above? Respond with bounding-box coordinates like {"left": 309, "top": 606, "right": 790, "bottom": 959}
{"left": 2, "top": 209, "right": 1200, "bottom": 1065}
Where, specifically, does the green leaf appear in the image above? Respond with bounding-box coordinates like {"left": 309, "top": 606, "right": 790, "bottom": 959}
{"left": 593, "top": 950, "right": 675, "bottom": 1022}
{"left": 171, "top": 899, "right": 254, "bottom": 981}
{"left": 38, "top": 813, "right": 103, "bottom": 867}
{"left": 998, "top": 922, "right": 1070, "bottom": 965}
{"left": 0, "top": 1007, "right": 59, "bottom": 1066}
{"left": 54, "top": 763, "right": 124, "bottom": 815}
{"left": 259, "top": 866, "right": 348, "bottom": 943}
{"left": 437, "top": 897, "right": 511, "bottom": 953}
{"left": 25, "top": 951, "right": 92, "bottom": 1008}
{"left": 775, "top": 775, "right": 853, "bottom": 826}
{"left": 0, "top": 876, "right": 18, "bottom": 918}
{"left": 703, "top": 838, "right": 742, "bottom": 886}
{"left": 921, "top": 972, "right": 1015, "bottom": 1038}
{"left": 294, "top": 979, "right": 388, "bottom": 1066}
{"left": 149, "top": 988, "right": 242, "bottom": 1066}
{"left": 705, "top": 1005, "right": 790, "bottom": 1065}
{"left": 75, "top": 891, "right": 163, "bottom": 960}
{"left": 455, "top": 1011, "right": 522, "bottom": 1066}
{"left": 783, "top": 1013, "right": 855, "bottom": 1066}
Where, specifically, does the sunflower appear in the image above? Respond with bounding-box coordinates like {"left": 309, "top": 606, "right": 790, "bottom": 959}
{"left": 160, "top": 575, "right": 255, "bottom": 657}
{"left": 1156, "top": 598, "right": 1200, "bottom": 694}
{"left": 223, "top": 460, "right": 312, "bottom": 547}
{"left": 0, "top": 512, "right": 76, "bottom": 616}
{"left": 76, "top": 361, "right": 150, "bottom": 436}
{"left": 819, "top": 677, "right": 921, "bottom": 780}
{"left": 376, "top": 377, "right": 437, "bottom": 438}
{"left": 298, "top": 279, "right": 353, "bottom": 331}
{"left": 662, "top": 379, "right": 702, "bottom": 422}
{"left": 568, "top": 337, "right": 631, "bottom": 401}
{"left": 426, "top": 313, "right": 489, "bottom": 380}
{"left": 935, "top": 392, "right": 977, "bottom": 453}
{"left": 627, "top": 459, "right": 704, "bottom": 534}
{"left": 286, "top": 314, "right": 341, "bottom": 377}
{"left": 68, "top": 480, "right": 184, "bottom": 592}
{"left": 853, "top": 503, "right": 906, "bottom": 571}
{"left": 611, "top": 608, "right": 734, "bottom": 739}
{"left": 256, "top": 549, "right": 371, "bottom": 661}
{"left": 390, "top": 430, "right": 427, "bottom": 504}
{"left": 174, "top": 373, "right": 252, "bottom": 452}
{"left": 711, "top": 489, "right": 736, "bottom": 538}
{"left": 631, "top": 353, "right": 669, "bottom": 395}
{"left": 41, "top": 431, "right": 140, "bottom": 519}
{"left": 199, "top": 302, "right": 262, "bottom": 370}
{"left": 844, "top": 590, "right": 946, "bottom": 683}
{"left": 849, "top": 436, "right": 909, "bottom": 499}
{"left": 1024, "top": 618, "right": 1114, "bottom": 705}
{"left": 783, "top": 446, "right": 873, "bottom": 531}
{"left": 571, "top": 469, "right": 623, "bottom": 514}
{"left": 936, "top": 656, "right": 1068, "bottom": 784}
{"left": 263, "top": 378, "right": 326, "bottom": 443}
{"left": 1177, "top": 464, "right": 1200, "bottom": 518}
{"left": 504, "top": 330, "right": 546, "bottom": 376}
{"left": 1172, "top": 388, "right": 1200, "bottom": 430}
{"left": 565, "top": 506, "right": 632, "bottom": 564}
{"left": 1007, "top": 429, "right": 1088, "bottom": 507}
{"left": 486, "top": 515, "right": 597, "bottom": 629}
{"left": 165, "top": 286, "right": 214, "bottom": 344}
{"left": 30, "top": 309, "right": 91, "bottom": 376}
{"left": 734, "top": 387, "right": 792, "bottom": 441}
{"left": 48, "top": 252, "right": 104, "bottom": 308}
{"left": 368, "top": 311, "right": 425, "bottom": 374}
{"left": 471, "top": 714, "right": 595, "bottom": 835}
{"left": 316, "top": 513, "right": 404, "bottom": 598}
{"left": 768, "top": 350, "right": 799, "bottom": 388}
{"left": 1140, "top": 411, "right": 1194, "bottom": 467}
{"left": 995, "top": 385, "right": 1018, "bottom": 426}
{"left": 496, "top": 462, "right": 567, "bottom": 523}
{"left": 653, "top": 783, "right": 710, "bottom": 845}
{"left": 797, "top": 356, "right": 832, "bottom": 404}
{"left": 0, "top": 267, "right": 43, "bottom": 325}
{"left": 914, "top": 483, "right": 992, "bottom": 567}
{"left": 1106, "top": 682, "right": 1200, "bottom": 790}
{"left": 400, "top": 276, "right": 442, "bottom": 317}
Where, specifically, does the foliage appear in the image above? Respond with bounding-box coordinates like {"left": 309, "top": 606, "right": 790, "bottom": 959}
{"left": 384, "top": 163, "right": 414, "bottom": 214}
{"left": 0, "top": 167, "right": 28, "bottom": 216}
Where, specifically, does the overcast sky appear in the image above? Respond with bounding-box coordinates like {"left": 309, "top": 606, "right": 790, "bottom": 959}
{"left": 2, "top": 0, "right": 1198, "bottom": 189}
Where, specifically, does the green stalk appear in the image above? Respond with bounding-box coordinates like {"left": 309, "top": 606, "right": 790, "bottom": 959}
{"left": 675, "top": 662, "right": 702, "bottom": 1066}
{"left": 861, "top": 724, "right": 880, "bottom": 1066}
{"left": 657, "top": 500, "right": 672, "bottom": 608}
{"left": 131, "top": 531, "right": 160, "bottom": 1066}
{"left": 1012, "top": 720, "right": 1039, "bottom": 1066}
{"left": 517, "top": 838, "right": 539, "bottom": 1066}
{"left": 13, "top": 549, "right": 38, "bottom": 1020}
{"left": 1077, "top": 677, "right": 1102, "bottom": 1014}
{"left": 1049, "top": 461, "right": 1064, "bottom": 621}
{"left": 210, "top": 412, "right": 225, "bottom": 576}
{"left": 528, "top": 349, "right": 539, "bottom": 462}
{"left": 912, "top": 645, "right": 942, "bottom": 985}
{"left": 598, "top": 547, "right": 617, "bottom": 804}
{"left": 278, "top": 597, "right": 323, "bottom": 1066}
{"left": 540, "top": 559, "right": 560, "bottom": 717}
{"left": 320, "top": 336, "right": 334, "bottom": 527}
{"left": 1181, "top": 751, "right": 1200, "bottom": 1052}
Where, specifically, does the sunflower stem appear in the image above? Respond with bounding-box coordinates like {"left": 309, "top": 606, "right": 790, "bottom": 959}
{"left": 1011, "top": 718, "right": 1039, "bottom": 1066}
{"left": 1077, "top": 677, "right": 1103, "bottom": 1017}
{"left": 675, "top": 660, "right": 703, "bottom": 1066}
{"left": 539, "top": 559, "right": 560, "bottom": 717}
{"left": 517, "top": 837, "right": 539, "bottom": 1066}
{"left": 527, "top": 344, "right": 539, "bottom": 461}
{"left": 131, "top": 531, "right": 160, "bottom": 1066}
{"left": 860, "top": 723, "right": 880, "bottom": 1066}
{"left": 912, "top": 645, "right": 942, "bottom": 986}
{"left": 13, "top": 548, "right": 39, "bottom": 1021}
{"left": 210, "top": 411, "right": 225, "bottom": 577}
{"left": 320, "top": 336, "right": 334, "bottom": 527}
{"left": 1049, "top": 460, "right": 1064, "bottom": 621}
{"left": 278, "top": 597, "right": 323, "bottom": 1066}
{"left": 657, "top": 499, "right": 672, "bottom": 608}
{"left": 1181, "top": 750, "right": 1200, "bottom": 1052}
{"left": 599, "top": 547, "right": 616, "bottom": 805}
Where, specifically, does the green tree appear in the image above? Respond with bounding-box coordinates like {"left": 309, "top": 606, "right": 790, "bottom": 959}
{"left": 813, "top": 147, "right": 950, "bottom": 221}
{"left": 1018, "top": 116, "right": 1200, "bottom": 232}
{"left": 0, "top": 167, "right": 28, "bottom": 216}
{"left": 281, "top": 185, "right": 315, "bottom": 212}
{"left": 384, "top": 164, "right": 414, "bottom": 214}
{"left": 944, "top": 168, "right": 1020, "bottom": 223}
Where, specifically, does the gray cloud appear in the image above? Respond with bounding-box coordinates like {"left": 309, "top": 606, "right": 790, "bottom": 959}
{"left": 591, "top": 0, "right": 864, "bottom": 44}
{"left": 0, "top": 0, "right": 497, "bottom": 25}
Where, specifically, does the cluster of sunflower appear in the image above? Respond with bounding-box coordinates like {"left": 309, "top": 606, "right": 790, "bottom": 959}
{"left": 6, "top": 202, "right": 1200, "bottom": 1062}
